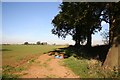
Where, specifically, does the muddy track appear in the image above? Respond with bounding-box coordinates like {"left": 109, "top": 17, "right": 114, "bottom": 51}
{"left": 21, "top": 54, "right": 79, "bottom": 78}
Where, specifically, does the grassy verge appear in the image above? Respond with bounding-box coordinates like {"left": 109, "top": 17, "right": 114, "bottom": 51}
{"left": 2, "top": 65, "right": 26, "bottom": 78}
{"left": 63, "top": 56, "right": 119, "bottom": 78}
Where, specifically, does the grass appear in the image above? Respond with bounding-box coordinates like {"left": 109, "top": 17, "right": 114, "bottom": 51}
{"left": 27, "top": 59, "right": 35, "bottom": 64}
{"left": 2, "top": 44, "right": 66, "bottom": 78}
{"left": 63, "top": 56, "right": 119, "bottom": 78}
{"left": 2, "top": 45, "right": 119, "bottom": 78}
{"left": 2, "top": 65, "right": 26, "bottom": 79}
{"left": 63, "top": 56, "right": 89, "bottom": 77}
{"left": 2, "top": 45, "right": 65, "bottom": 66}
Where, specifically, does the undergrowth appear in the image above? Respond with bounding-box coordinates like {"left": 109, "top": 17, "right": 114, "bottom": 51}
{"left": 63, "top": 56, "right": 119, "bottom": 78}
{"left": 2, "top": 64, "right": 27, "bottom": 79}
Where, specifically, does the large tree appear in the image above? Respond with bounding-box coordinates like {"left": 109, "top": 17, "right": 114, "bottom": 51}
{"left": 102, "top": 2, "right": 120, "bottom": 69}
{"left": 52, "top": 2, "right": 103, "bottom": 47}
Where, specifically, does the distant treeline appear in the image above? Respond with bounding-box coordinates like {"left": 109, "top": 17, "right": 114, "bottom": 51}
{"left": 2, "top": 42, "right": 47, "bottom": 45}
{"left": 2, "top": 42, "right": 69, "bottom": 46}
{"left": 24, "top": 41, "right": 47, "bottom": 45}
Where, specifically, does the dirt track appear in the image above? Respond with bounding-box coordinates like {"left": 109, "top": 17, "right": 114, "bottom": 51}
{"left": 21, "top": 54, "right": 79, "bottom": 78}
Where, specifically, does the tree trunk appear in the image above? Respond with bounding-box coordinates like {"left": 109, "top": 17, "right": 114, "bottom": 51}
{"left": 102, "top": 37, "right": 119, "bottom": 69}
{"left": 109, "top": 16, "right": 114, "bottom": 47}
{"left": 75, "top": 38, "right": 80, "bottom": 47}
{"left": 74, "top": 26, "right": 80, "bottom": 47}
{"left": 103, "top": 3, "right": 119, "bottom": 69}
{"left": 108, "top": 3, "right": 114, "bottom": 47}
{"left": 103, "top": 2, "right": 120, "bottom": 70}
{"left": 86, "top": 29, "right": 92, "bottom": 48}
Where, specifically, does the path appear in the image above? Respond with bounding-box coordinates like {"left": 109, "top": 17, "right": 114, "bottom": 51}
{"left": 21, "top": 54, "right": 79, "bottom": 78}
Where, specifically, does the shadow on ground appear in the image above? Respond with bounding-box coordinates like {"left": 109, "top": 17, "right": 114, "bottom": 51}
{"left": 1, "top": 49, "right": 12, "bottom": 51}
{"left": 48, "top": 45, "right": 110, "bottom": 63}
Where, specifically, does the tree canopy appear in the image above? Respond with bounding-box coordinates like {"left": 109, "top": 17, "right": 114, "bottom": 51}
{"left": 52, "top": 2, "right": 104, "bottom": 47}
{"left": 52, "top": 2, "right": 120, "bottom": 69}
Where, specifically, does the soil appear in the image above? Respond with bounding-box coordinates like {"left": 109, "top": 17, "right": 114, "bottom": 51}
{"left": 21, "top": 54, "right": 79, "bottom": 78}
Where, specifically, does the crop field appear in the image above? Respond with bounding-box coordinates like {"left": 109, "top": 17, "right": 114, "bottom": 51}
{"left": 2, "top": 45, "right": 66, "bottom": 67}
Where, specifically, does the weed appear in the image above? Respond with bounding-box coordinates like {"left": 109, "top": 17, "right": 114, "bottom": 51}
{"left": 28, "top": 59, "right": 35, "bottom": 64}
{"left": 15, "top": 67, "right": 26, "bottom": 72}
{"left": 2, "top": 73, "right": 19, "bottom": 79}
{"left": 63, "top": 56, "right": 119, "bottom": 78}
{"left": 63, "top": 56, "right": 89, "bottom": 77}
{"left": 2, "top": 65, "right": 26, "bottom": 78}
{"left": 3, "top": 65, "right": 15, "bottom": 73}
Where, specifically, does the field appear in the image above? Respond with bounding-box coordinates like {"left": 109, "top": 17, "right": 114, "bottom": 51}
{"left": 2, "top": 45, "right": 68, "bottom": 78}
{"left": 1, "top": 45, "right": 119, "bottom": 78}
{"left": 2, "top": 45, "right": 66, "bottom": 67}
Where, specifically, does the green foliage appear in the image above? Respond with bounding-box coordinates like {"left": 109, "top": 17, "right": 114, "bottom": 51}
{"left": 36, "top": 41, "right": 41, "bottom": 45}
{"left": 24, "top": 42, "right": 29, "bottom": 45}
{"left": 52, "top": 2, "right": 103, "bottom": 46}
{"left": 101, "top": 2, "right": 120, "bottom": 45}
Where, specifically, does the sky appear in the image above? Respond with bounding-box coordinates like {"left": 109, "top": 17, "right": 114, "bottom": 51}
{"left": 0, "top": 2, "right": 2, "bottom": 45}
{"left": 2, "top": 2, "right": 109, "bottom": 45}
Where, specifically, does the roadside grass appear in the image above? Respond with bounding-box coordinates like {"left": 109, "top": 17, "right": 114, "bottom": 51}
{"left": 2, "top": 65, "right": 26, "bottom": 78}
{"left": 63, "top": 56, "right": 119, "bottom": 78}
{"left": 63, "top": 56, "right": 89, "bottom": 77}
{"left": 2, "top": 73, "right": 19, "bottom": 79}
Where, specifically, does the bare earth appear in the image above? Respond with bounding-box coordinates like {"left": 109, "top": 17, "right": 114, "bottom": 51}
{"left": 21, "top": 54, "right": 79, "bottom": 78}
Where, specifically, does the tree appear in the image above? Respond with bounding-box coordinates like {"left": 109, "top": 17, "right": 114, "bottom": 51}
{"left": 52, "top": 2, "right": 103, "bottom": 47}
{"left": 36, "top": 41, "right": 41, "bottom": 45}
{"left": 52, "top": 2, "right": 84, "bottom": 47}
{"left": 100, "top": 29, "right": 109, "bottom": 45}
{"left": 83, "top": 3, "right": 105, "bottom": 47}
{"left": 102, "top": 2, "right": 120, "bottom": 69}
{"left": 24, "top": 42, "right": 29, "bottom": 45}
{"left": 100, "top": 2, "right": 120, "bottom": 46}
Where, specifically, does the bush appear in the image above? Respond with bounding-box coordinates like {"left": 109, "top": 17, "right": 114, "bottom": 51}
{"left": 36, "top": 41, "right": 41, "bottom": 45}
{"left": 24, "top": 42, "right": 29, "bottom": 45}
